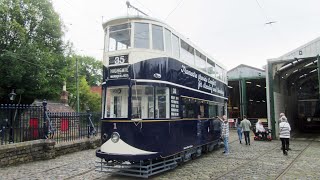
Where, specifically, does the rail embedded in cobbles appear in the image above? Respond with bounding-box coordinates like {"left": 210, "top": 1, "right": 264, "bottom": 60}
{"left": 1, "top": 131, "right": 320, "bottom": 179}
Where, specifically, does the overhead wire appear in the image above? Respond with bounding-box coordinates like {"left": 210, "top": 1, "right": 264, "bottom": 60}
{"left": 254, "top": 0, "right": 271, "bottom": 24}
{"left": 132, "top": 0, "right": 153, "bottom": 16}
{"left": 164, "top": 0, "right": 185, "bottom": 21}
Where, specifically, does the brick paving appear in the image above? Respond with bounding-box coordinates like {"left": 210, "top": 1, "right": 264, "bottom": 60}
{"left": 0, "top": 130, "right": 319, "bottom": 180}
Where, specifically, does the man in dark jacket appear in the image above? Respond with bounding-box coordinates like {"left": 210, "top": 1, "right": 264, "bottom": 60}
{"left": 240, "top": 115, "right": 252, "bottom": 145}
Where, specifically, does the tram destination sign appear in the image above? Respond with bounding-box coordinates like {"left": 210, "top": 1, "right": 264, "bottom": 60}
{"left": 109, "top": 55, "right": 128, "bottom": 65}
{"left": 108, "top": 65, "right": 129, "bottom": 79}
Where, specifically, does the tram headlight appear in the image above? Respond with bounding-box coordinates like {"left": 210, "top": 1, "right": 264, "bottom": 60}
{"left": 307, "top": 118, "right": 311, "bottom": 122}
{"left": 111, "top": 132, "right": 120, "bottom": 143}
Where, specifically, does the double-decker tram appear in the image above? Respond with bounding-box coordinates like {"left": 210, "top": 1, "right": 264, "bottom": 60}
{"left": 95, "top": 16, "right": 228, "bottom": 178}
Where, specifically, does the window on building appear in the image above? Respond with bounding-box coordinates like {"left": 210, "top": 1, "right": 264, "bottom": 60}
{"left": 134, "top": 23, "right": 149, "bottom": 49}
{"left": 108, "top": 23, "right": 131, "bottom": 51}
{"left": 152, "top": 25, "right": 164, "bottom": 51}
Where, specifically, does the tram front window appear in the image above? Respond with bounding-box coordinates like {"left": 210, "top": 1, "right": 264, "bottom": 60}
{"left": 132, "top": 86, "right": 154, "bottom": 119}
{"left": 108, "top": 23, "right": 131, "bottom": 51}
{"left": 105, "top": 87, "right": 128, "bottom": 118}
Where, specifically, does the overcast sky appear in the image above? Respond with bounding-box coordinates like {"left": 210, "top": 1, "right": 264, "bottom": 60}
{"left": 52, "top": 0, "right": 320, "bottom": 70}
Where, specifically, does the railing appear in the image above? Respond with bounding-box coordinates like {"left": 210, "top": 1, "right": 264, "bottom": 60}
{"left": 46, "top": 112, "right": 101, "bottom": 143}
{"left": 0, "top": 103, "right": 101, "bottom": 145}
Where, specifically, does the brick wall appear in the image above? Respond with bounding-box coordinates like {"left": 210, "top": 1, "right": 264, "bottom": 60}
{"left": 0, "top": 136, "right": 100, "bottom": 167}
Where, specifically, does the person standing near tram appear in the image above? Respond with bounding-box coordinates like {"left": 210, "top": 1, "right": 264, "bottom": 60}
{"left": 220, "top": 115, "right": 229, "bottom": 155}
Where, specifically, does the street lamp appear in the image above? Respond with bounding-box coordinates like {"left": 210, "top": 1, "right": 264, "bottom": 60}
{"left": 8, "top": 89, "right": 16, "bottom": 143}
{"left": 9, "top": 90, "right": 16, "bottom": 102}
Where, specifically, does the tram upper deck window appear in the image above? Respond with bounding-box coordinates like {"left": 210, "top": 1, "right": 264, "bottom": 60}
{"left": 131, "top": 85, "right": 154, "bottom": 119}
{"left": 165, "top": 29, "right": 172, "bottom": 55}
{"left": 195, "top": 50, "right": 207, "bottom": 72}
{"left": 134, "top": 22, "right": 149, "bottom": 49}
{"left": 172, "top": 34, "right": 180, "bottom": 58}
{"left": 181, "top": 40, "right": 194, "bottom": 65}
{"left": 108, "top": 23, "right": 131, "bottom": 51}
{"left": 215, "top": 65, "right": 223, "bottom": 80}
{"left": 105, "top": 87, "right": 128, "bottom": 118}
{"left": 207, "top": 59, "right": 216, "bottom": 77}
{"left": 152, "top": 25, "right": 164, "bottom": 51}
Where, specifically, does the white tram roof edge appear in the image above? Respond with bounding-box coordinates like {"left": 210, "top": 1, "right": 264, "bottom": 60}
{"left": 102, "top": 15, "right": 226, "bottom": 70}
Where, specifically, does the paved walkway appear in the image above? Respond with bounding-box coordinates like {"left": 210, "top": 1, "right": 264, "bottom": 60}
{"left": 0, "top": 130, "right": 320, "bottom": 180}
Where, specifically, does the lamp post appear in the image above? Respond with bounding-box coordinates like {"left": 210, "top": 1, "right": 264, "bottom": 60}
{"left": 76, "top": 57, "right": 79, "bottom": 113}
{"left": 8, "top": 89, "right": 16, "bottom": 143}
{"left": 43, "top": 99, "right": 48, "bottom": 139}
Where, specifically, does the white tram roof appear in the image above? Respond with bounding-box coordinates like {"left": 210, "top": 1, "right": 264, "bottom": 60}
{"left": 103, "top": 16, "right": 226, "bottom": 70}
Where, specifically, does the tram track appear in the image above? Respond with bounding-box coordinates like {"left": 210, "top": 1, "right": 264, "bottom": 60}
{"left": 275, "top": 140, "right": 313, "bottom": 180}
{"left": 63, "top": 167, "right": 97, "bottom": 180}
{"left": 212, "top": 137, "right": 315, "bottom": 180}
{"left": 62, "top": 137, "right": 239, "bottom": 179}
{"left": 212, "top": 142, "right": 280, "bottom": 179}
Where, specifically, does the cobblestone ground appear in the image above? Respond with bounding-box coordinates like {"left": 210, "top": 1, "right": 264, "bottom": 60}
{"left": 0, "top": 130, "right": 320, "bottom": 180}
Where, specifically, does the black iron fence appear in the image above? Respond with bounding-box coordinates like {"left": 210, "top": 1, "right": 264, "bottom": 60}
{"left": 0, "top": 103, "right": 101, "bottom": 145}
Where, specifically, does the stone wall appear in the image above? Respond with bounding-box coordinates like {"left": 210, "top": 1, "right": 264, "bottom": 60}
{"left": 0, "top": 136, "right": 100, "bottom": 167}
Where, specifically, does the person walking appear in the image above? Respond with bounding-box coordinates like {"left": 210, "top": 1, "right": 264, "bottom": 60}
{"left": 279, "top": 113, "right": 291, "bottom": 150}
{"left": 240, "top": 115, "right": 251, "bottom": 145}
{"left": 221, "top": 115, "right": 229, "bottom": 155}
{"left": 236, "top": 117, "right": 243, "bottom": 144}
{"left": 279, "top": 116, "right": 291, "bottom": 155}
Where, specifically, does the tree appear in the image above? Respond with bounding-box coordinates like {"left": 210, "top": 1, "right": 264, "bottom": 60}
{"left": 68, "top": 76, "right": 101, "bottom": 112}
{"left": 75, "top": 55, "right": 103, "bottom": 86}
{"left": 0, "top": 0, "right": 66, "bottom": 103}
{"left": 64, "top": 55, "right": 102, "bottom": 112}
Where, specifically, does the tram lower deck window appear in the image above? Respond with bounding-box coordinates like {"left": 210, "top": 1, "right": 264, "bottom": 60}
{"left": 105, "top": 87, "right": 129, "bottom": 118}
{"left": 131, "top": 86, "right": 169, "bottom": 119}
{"left": 182, "top": 97, "right": 209, "bottom": 118}
{"left": 132, "top": 86, "right": 154, "bottom": 119}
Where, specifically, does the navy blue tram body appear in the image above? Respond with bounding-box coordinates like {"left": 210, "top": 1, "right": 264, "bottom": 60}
{"left": 96, "top": 57, "right": 228, "bottom": 162}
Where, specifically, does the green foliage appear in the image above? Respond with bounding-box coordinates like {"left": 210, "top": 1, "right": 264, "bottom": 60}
{"left": 0, "top": 0, "right": 66, "bottom": 103}
{"left": 68, "top": 76, "right": 101, "bottom": 112}
{"left": 0, "top": 0, "right": 102, "bottom": 112}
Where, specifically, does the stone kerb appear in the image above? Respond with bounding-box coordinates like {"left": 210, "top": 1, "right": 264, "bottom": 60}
{"left": 0, "top": 136, "right": 101, "bottom": 167}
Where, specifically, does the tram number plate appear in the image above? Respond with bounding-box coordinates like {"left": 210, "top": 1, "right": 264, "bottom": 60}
{"left": 109, "top": 55, "right": 128, "bottom": 65}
